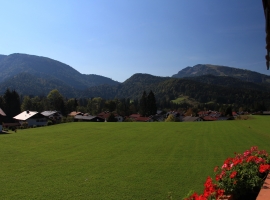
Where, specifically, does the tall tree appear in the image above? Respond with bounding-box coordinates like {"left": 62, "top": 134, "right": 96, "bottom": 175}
{"left": 3, "top": 89, "right": 21, "bottom": 122}
{"left": 147, "top": 90, "right": 157, "bottom": 116}
{"left": 139, "top": 91, "right": 147, "bottom": 116}
{"left": 21, "top": 96, "right": 32, "bottom": 111}
{"left": 47, "top": 89, "right": 66, "bottom": 114}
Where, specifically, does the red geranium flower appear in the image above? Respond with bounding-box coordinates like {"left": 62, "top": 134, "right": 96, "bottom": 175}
{"left": 230, "top": 171, "right": 237, "bottom": 179}
{"left": 259, "top": 164, "right": 270, "bottom": 173}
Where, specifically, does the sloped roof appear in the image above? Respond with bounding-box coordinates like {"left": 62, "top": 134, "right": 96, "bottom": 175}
{"left": 0, "top": 108, "right": 6, "bottom": 116}
{"left": 74, "top": 115, "right": 104, "bottom": 122}
{"left": 41, "top": 111, "right": 58, "bottom": 116}
{"left": 69, "top": 111, "right": 83, "bottom": 116}
{"left": 13, "top": 111, "right": 39, "bottom": 120}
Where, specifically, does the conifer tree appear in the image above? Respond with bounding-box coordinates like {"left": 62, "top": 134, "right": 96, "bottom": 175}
{"left": 147, "top": 90, "right": 157, "bottom": 116}
{"left": 3, "top": 89, "right": 21, "bottom": 122}
{"left": 139, "top": 91, "right": 147, "bottom": 116}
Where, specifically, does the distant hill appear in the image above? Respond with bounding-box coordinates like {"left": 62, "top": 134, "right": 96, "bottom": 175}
{"left": 172, "top": 64, "right": 270, "bottom": 84}
{"left": 0, "top": 53, "right": 119, "bottom": 91}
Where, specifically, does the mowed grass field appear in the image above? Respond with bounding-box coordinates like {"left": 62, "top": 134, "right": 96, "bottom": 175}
{"left": 1, "top": 116, "right": 270, "bottom": 199}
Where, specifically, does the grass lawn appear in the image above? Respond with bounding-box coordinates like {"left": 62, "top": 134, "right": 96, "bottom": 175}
{"left": 1, "top": 116, "right": 270, "bottom": 199}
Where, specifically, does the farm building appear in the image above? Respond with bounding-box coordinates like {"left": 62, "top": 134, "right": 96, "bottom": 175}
{"left": 13, "top": 111, "right": 47, "bottom": 127}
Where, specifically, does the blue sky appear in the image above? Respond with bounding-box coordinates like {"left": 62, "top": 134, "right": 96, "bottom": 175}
{"left": 0, "top": 0, "right": 267, "bottom": 82}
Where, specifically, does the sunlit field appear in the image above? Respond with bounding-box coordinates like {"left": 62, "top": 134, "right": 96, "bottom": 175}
{"left": 1, "top": 116, "right": 270, "bottom": 199}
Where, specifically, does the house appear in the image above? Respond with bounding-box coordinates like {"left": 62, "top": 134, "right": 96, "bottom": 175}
{"left": 13, "top": 111, "right": 47, "bottom": 127}
{"left": 74, "top": 115, "right": 105, "bottom": 122}
{"left": 202, "top": 116, "right": 218, "bottom": 121}
{"left": 166, "top": 111, "right": 184, "bottom": 121}
{"left": 182, "top": 116, "right": 203, "bottom": 122}
{"left": 0, "top": 108, "right": 6, "bottom": 132}
{"left": 41, "top": 111, "right": 62, "bottom": 123}
{"left": 97, "top": 111, "right": 123, "bottom": 122}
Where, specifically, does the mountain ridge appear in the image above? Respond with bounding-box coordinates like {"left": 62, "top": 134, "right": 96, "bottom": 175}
{"left": 0, "top": 53, "right": 119, "bottom": 89}
{"left": 1, "top": 53, "right": 270, "bottom": 109}
{"left": 172, "top": 64, "right": 270, "bottom": 83}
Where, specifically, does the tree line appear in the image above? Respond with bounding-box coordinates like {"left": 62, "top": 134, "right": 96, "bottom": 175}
{"left": 0, "top": 87, "right": 268, "bottom": 123}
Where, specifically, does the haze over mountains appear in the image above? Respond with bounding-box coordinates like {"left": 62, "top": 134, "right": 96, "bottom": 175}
{"left": 1, "top": 53, "right": 270, "bottom": 107}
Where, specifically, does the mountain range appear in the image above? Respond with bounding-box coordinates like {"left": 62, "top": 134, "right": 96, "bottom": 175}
{"left": 1, "top": 53, "right": 270, "bottom": 107}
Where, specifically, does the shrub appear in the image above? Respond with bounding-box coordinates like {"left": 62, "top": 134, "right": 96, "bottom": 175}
{"left": 47, "top": 120, "right": 53, "bottom": 126}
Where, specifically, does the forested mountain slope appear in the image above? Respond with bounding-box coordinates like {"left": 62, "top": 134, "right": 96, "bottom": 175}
{"left": 172, "top": 64, "right": 270, "bottom": 84}
{"left": 0, "top": 53, "right": 119, "bottom": 89}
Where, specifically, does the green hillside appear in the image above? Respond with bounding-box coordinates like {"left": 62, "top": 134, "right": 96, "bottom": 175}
{"left": 1, "top": 116, "right": 270, "bottom": 199}
{"left": 0, "top": 53, "right": 119, "bottom": 90}
{"left": 172, "top": 64, "right": 270, "bottom": 83}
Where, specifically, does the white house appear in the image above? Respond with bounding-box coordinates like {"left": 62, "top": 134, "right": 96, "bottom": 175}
{"left": 13, "top": 111, "right": 47, "bottom": 127}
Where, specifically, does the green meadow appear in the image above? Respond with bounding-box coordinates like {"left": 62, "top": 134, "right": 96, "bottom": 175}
{"left": 1, "top": 116, "right": 270, "bottom": 199}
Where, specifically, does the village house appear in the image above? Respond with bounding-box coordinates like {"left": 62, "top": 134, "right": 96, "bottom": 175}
{"left": 74, "top": 115, "right": 105, "bottom": 122}
{"left": 13, "top": 111, "right": 47, "bottom": 127}
{"left": 166, "top": 111, "right": 184, "bottom": 121}
{"left": 41, "top": 111, "right": 62, "bottom": 123}
{"left": 0, "top": 108, "right": 6, "bottom": 132}
{"left": 97, "top": 111, "right": 123, "bottom": 122}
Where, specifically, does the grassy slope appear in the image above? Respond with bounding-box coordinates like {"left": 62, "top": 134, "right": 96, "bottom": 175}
{"left": 171, "top": 95, "right": 199, "bottom": 105}
{"left": 1, "top": 116, "right": 270, "bottom": 199}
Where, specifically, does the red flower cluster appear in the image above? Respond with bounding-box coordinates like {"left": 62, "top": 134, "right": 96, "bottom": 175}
{"left": 259, "top": 164, "right": 270, "bottom": 173}
{"left": 184, "top": 177, "right": 224, "bottom": 200}
{"left": 184, "top": 146, "right": 270, "bottom": 200}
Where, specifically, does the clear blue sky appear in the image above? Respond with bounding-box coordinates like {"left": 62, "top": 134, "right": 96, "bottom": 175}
{"left": 0, "top": 0, "right": 267, "bottom": 82}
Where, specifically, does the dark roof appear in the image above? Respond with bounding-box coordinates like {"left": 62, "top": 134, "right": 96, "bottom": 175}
{"left": 74, "top": 115, "right": 104, "bottom": 122}
{"left": 0, "top": 108, "right": 6, "bottom": 116}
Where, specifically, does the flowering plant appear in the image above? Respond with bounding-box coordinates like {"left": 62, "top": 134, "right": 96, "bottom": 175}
{"left": 214, "top": 146, "right": 270, "bottom": 199}
{"left": 184, "top": 146, "right": 270, "bottom": 200}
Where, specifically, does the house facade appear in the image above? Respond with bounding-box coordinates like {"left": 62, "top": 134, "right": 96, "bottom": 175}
{"left": 13, "top": 111, "right": 47, "bottom": 127}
